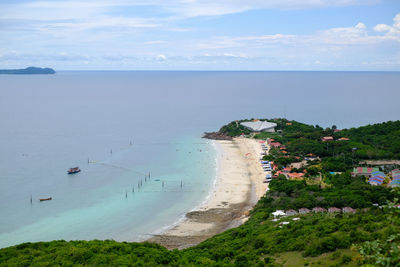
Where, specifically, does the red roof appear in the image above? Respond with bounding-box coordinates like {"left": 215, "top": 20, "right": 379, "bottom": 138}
{"left": 270, "top": 142, "right": 281, "bottom": 147}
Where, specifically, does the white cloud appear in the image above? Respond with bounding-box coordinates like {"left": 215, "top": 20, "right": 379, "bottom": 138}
{"left": 157, "top": 54, "right": 167, "bottom": 60}
{"left": 0, "top": 1, "right": 398, "bottom": 70}
{"left": 374, "top": 24, "right": 391, "bottom": 32}
{"left": 372, "top": 13, "right": 400, "bottom": 35}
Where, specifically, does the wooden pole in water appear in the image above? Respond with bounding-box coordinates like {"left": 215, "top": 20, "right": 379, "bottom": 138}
{"left": 110, "top": 149, "right": 113, "bottom": 155}
{"left": 125, "top": 191, "right": 127, "bottom": 198}
{"left": 30, "top": 195, "right": 32, "bottom": 205}
{"left": 132, "top": 185, "right": 134, "bottom": 193}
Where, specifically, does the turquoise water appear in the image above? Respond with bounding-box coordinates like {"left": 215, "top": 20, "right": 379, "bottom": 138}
{"left": 0, "top": 134, "right": 216, "bottom": 248}
{"left": 0, "top": 71, "right": 399, "bottom": 248}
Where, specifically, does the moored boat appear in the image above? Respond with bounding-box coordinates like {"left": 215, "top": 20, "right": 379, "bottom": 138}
{"left": 39, "top": 197, "right": 52, "bottom": 201}
{"left": 68, "top": 167, "right": 81, "bottom": 174}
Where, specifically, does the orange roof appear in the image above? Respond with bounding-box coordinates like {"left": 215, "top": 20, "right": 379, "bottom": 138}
{"left": 338, "top": 137, "right": 350, "bottom": 141}
{"left": 288, "top": 172, "right": 305, "bottom": 179}
{"left": 286, "top": 122, "right": 292, "bottom": 125}
{"left": 322, "top": 136, "right": 334, "bottom": 141}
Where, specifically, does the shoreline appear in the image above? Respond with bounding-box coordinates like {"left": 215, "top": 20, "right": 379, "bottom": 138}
{"left": 148, "top": 137, "right": 267, "bottom": 249}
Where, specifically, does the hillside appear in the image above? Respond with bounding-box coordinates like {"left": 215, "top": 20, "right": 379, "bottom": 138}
{"left": 1, "top": 120, "right": 399, "bottom": 266}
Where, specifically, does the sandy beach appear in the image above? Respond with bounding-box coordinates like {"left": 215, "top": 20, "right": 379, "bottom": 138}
{"left": 149, "top": 137, "right": 268, "bottom": 249}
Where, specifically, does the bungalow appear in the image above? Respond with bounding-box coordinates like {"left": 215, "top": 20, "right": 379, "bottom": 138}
{"left": 328, "top": 207, "right": 341, "bottom": 213}
{"left": 338, "top": 137, "right": 350, "bottom": 141}
{"left": 298, "top": 208, "right": 311, "bottom": 214}
{"left": 283, "top": 167, "right": 292, "bottom": 173}
{"left": 272, "top": 210, "right": 286, "bottom": 218}
{"left": 322, "top": 136, "right": 334, "bottom": 142}
{"left": 312, "top": 207, "right": 327, "bottom": 213}
{"left": 352, "top": 167, "right": 380, "bottom": 177}
{"left": 288, "top": 172, "right": 305, "bottom": 179}
{"left": 270, "top": 142, "right": 281, "bottom": 148}
{"left": 286, "top": 122, "right": 292, "bottom": 126}
{"left": 285, "top": 209, "right": 298, "bottom": 216}
{"left": 342, "top": 207, "right": 356, "bottom": 213}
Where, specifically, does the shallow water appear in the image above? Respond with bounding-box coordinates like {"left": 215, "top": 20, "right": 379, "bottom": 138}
{"left": 0, "top": 71, "right": 399, "bottom": 248}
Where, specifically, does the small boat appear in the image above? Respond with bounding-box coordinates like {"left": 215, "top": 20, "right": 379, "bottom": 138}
{"left": 39, "top": 197, "right": 52, "bottom": 201}
{"left": 68, "top": 167, "right": 81, "bottom": 174}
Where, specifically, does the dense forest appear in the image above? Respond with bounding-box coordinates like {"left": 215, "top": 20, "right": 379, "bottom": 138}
{"left": 1, "top": 119, "right": 400, "bottom": 266}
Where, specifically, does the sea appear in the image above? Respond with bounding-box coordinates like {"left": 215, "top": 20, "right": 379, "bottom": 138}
{"left": 0, "top": 71, "right": 399, "bottom": 248}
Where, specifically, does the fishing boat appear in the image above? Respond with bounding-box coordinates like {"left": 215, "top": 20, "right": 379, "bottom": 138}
{"left": 67, "top": 167, "right": 81, "bottom": 174}
{"left": 39, "top": 197, "right": 52, "bottom": 201}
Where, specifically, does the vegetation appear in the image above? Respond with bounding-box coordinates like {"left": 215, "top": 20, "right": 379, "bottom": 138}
{"left": 1, "top": 174, "right": 399, "bottom": 266}
{"left": 0, "top": 67, "right": 55, "bottom": 75}
{"left": 1, "top": 119, "right": 400, "bottom": 266}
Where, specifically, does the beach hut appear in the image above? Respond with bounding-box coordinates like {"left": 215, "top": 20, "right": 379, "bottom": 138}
{"left": 298, "top": 208, "right": 311, "bottom": 214}
{"left": 272, "top": 210, "right": 286, "bottom": 218}
{"left": 285, "top": 209, "right": 298, "bottom": 216}
{"left": 312, "top": 207, "right": 327, "bottom": 213}
{"left": 342, "top": 207, "right": 356, "bottom": 213}
{"left": 328, "top": 207, "right": 341, "bottom": 213}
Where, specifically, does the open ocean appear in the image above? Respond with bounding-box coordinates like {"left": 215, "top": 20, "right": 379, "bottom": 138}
{"left": 0, "top": 71, "right": 399, "bottom": 248}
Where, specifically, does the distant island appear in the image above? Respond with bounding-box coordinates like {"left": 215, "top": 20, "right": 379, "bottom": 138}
{"left": 0, "top": 67, "right": 55, "bottom": 75}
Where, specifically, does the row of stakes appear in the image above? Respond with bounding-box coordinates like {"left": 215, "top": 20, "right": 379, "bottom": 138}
{"left": 125, "top": 172, "right": 184, "bottom": 198}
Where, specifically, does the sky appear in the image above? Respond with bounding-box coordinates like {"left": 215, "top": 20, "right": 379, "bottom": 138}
{"left": 0, "top": 0, "right": 399, "bottom": 70}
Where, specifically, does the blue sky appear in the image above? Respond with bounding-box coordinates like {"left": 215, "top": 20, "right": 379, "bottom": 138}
{"left": 0, "top": 0, "right": 399, "bottom": 70}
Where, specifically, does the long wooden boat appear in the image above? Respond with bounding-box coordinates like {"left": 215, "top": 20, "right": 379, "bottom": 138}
{"left": 68, "top": 167, "right": 81, "bottom": 174}
{"left": 39, "top": 197, "right": 52, "bottom": 201}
